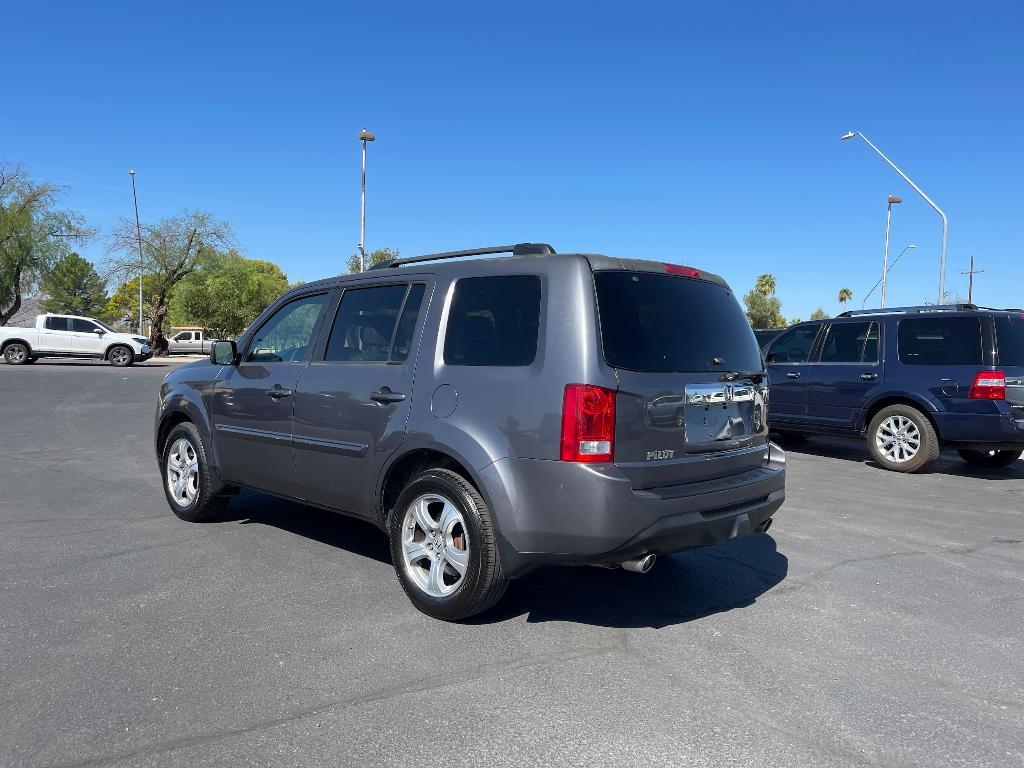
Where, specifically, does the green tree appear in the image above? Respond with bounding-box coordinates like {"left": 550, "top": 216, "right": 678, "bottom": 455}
{"left": 744, "top": 273, "right": 785, "bottom": 328}
{"left": 107, "top": 209, "right": 233, "bottom": 339}
{"left": 40, "top": 252, "right": 107, "bottom": 316}
{"left": 754, "top": 273, "right": 777, "bottom": 297}
{"left": 346, "top": 247, "right": 398, "bottom": 274}
{"left": 810, "top": 307, "right": 830, "bottom": 320}
{"left": 102, "top": 274, "right": 161, "bottom": 328}
{"left": 169, "top": 250, "right": 289, "bottom": 337}
{"left": 789, "top": 317, "right": 802, "bottom": 325}
{"left": 837, "top": 287, "right": 853, "bottom": 310}
{"left": 1, "top": 164, "right": 92, "bottom": 325}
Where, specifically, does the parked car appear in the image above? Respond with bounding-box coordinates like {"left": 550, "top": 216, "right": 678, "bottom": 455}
{"left": 764, "top": 305, "right": 1024, "bottom": 472}
{"left": 168, "top": 328, "right": 211, "bottom": 355}
{"left": 154, "top": 243, "right": 785, "bottom": 620}
{"left": 0, "top": 314, "right": 152, "bottom": 367}
{"left": 753, "top": 328, "right": 786, "bottom": 349}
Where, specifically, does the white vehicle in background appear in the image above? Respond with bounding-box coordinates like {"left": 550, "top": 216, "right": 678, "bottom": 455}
{"left": 0, "top": 314, "right": 152, "bottom": 367}
{"left": 167, "top": 328, "right": 212, "bottom": 355}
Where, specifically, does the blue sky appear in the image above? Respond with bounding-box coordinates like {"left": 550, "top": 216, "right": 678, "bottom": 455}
{"left": 6, "top": 1, "right": 1022, "bottom": 319}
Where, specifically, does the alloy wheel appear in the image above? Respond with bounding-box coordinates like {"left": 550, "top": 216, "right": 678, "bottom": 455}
{"left": 110, "top": 348, "right": 131, "bottom": 366}
{"left": 875, "top": 415, "right": 921, "bottom": 464}
{"left": 166, "top": 438, "right": 199, "bottom": 506}
{"left": 400, "top": 493, "right": 470, "bottom": 598}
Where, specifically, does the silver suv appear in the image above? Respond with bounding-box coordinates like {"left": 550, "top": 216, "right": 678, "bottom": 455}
{"left": 155, "top": 244, "right": 786, "bottom": 620}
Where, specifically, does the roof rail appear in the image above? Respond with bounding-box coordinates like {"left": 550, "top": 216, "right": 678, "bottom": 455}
{"left": 369, "top": 242, "right": 556, "bottom": 270}
{"left": 838, "top": 304, "right": 978, "bottom": 318}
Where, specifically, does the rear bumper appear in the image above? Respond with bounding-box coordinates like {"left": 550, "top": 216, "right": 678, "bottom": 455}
{"left": 478, "top": 442, "right": 786, "bottom": 577}
{"left": 936, "top": 410, "right": 1024, "bottom": 446}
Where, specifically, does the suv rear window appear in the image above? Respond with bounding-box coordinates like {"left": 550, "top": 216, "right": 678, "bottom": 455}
{"left": 898, "top": 317, "right": 982, "bottom": 365}
{"left": 444, "top": 275, "right": 541, "bottom": 366}
{"left": 594, "top": 271, "right": 762, "bottom": 373}
{"left": 995, "top": 314, "right": 1024, "bottom": 367}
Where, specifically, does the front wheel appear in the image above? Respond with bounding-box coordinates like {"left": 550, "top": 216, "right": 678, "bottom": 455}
{"left": 3, "top": 343, "right": 30, "bottom": 365}
{"left": 388, "top": 468, "right": 508, "bottom": 621}
{"left": 958, "top": 448, "right": 1023, "bottom": 468}
{"left": 867, "top": 405, "right": 940, "bottom": 473}
{"left": 161, "top": 422, "right": 228, "bottom": 522}
{"left": 108, "top": 345, "right": 134, "bottom": 367}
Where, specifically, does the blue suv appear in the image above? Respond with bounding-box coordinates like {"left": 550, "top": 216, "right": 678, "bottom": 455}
{"left": 764, "top": 305, "right": 1024, "bottom": 472}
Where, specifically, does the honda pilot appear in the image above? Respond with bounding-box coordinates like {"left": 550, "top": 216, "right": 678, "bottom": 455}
{"left": 155, "top": 243, "right": 786, "bottom": 620}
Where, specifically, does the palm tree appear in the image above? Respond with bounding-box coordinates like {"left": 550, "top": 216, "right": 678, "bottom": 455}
{"left": 755, "top": 274, "right": 777, "bottom": 297}
{"left": 838, "top": 287, "right": 853, "bottom": 310}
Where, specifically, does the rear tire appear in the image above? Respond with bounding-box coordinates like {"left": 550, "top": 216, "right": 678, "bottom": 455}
{"left": 958, "top": 448, "right": 1023, "bottom": 468}
{"left": 388, "top": 468, "right": 508, "bottom": 621}
{"left": 161, "top": 422, "right": 229, "bottom": 522}
{"left": 3, "top": 343, "right": 30, "bottom": 365}
{"left": 108, "top": 345, "right": 134, "bottom": 367}
{"left": 867, "top": 404, "right": 940, "bottom": 473}
{"left": 25, "top": 356, "right": 38, "bottom": 364}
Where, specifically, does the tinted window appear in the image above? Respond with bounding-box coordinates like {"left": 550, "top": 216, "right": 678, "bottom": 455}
{"left": 324, "top": 285, "right": 408, "bottom": 362}
{"left": 819, "top": 321, "right": 878, "bottom": 363}
{"left": 391, "top": 284, "right": 426, "bottom": 363}
{"left": 245, "top": 293, "right": 327, "bottom": 363}
{"left": 45, "top": 317, "right": 70, "bottom": 331}
{"left": 174, "top": 332, "right": 192, "bottom": 341}
{"left": 995, "top": 314, "right": 1024, "bottom": 367}
{"left": 898, "top": 317, "right": 982, "bottom": 366}
{"left": 766, "top": 325, "right": 820, "bottom": 364}
{"left": 444, "top": 276, "right": 541, "bottom": 367}
{"left": 596, "top": 272, "right": 762, "bottom": 373}
{"left": 70, "top": 318, "right": 99, "bottom": 333}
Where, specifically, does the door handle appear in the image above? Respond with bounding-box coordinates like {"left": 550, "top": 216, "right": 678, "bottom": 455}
{"left": 786, "top": 372, "right": 801, "bottom": 379}
{"left": 267, "top": 387, "right": 293, "bottom": 400}
{"left": 370, "top": 389, "right": 406, "bottom": 404}
{"left": 860, "top": 372, "right": 878, "bottom": 381}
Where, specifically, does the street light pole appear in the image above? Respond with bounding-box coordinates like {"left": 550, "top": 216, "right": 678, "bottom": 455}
{"left": 863, "top": 244, "right": 915, "bottom": 308}
{"left": 357, "top": 128, "right": 375, "bottom": 272}
{"left": 881, "top": 195, "right": 902, "bottom": 308}
{"left": 129, "top": 170, "right": 145, "bottom": 336}
{"left": 841, "top": 131, "right": 948, "bottom": 305}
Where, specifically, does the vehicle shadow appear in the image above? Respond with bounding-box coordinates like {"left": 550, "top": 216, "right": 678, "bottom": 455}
{"left": 211, "top": 490, "right": 787, "bottom": 628}
{"left": 473, "top": 534, "right": 788, "bottom": 629}
{"left": 213, "top": 489, "right": 391, "bottom": 565}
{"left": 25, "top": 360, "right": 174, "bottom": 368}
{"left": 778, "top": 435, "right": 1024, "bottom": 479}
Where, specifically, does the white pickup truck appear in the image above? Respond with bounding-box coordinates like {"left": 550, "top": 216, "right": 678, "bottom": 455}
{"left": 0, "top": 314, "right": 153, "bottom": 367}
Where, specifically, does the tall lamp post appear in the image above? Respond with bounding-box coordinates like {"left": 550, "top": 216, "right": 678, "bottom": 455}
{"left": 863, "top": 244, "right": 916, "bottom": 308}
{"left": 881, "top": 195, "right": 902, "bottom": 308}
{"left": 129, "top": 170, "right": 145, "bottom": 336}
{"left": 357, "top": 128, "right": 375, "bottom": 272}
{"left": 841, "top": 131, "right": 948, "bottom": 305}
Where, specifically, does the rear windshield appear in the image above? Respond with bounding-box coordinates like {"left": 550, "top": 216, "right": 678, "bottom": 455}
{"left": 594, "top": 271, "right": 762, "bottom": 373}
{"left": 995, "top": 314, "right": 1024, "bottom": 367}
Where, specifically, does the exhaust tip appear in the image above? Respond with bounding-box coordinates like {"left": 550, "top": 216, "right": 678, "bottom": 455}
{"left": 757, "top": 518, "right": 773, "bottom": 534}
{"left": 621, "top": 553, "right": 657, "bottom": 573}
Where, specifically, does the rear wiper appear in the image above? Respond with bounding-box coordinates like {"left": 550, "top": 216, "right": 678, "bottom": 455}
{"left": 721, "top": 370, "right": 765, "bottom": 382}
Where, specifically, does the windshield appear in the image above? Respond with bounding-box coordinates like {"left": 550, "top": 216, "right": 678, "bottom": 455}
{"left": 995, "top": 314, "right": 1024, "bottom": 367}
{"left": 594, "top": 271, "right": 763, "bottom": 373}
{"left": 95, "top": 319, "right": 116, "bottom": 333}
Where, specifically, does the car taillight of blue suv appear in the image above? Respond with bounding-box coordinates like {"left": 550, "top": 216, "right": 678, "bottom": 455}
{"left": 763, "top": 305, "right": 1024, "bottom": 472}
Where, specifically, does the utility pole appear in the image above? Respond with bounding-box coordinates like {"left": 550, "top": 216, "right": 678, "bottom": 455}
{"left": 961, "top": 255, "right": 984, "bottom": 304}
{"left": 357, "top": 129, "right": 375, "bottom": 272}
{"left": 129, "top": 170, "right": 145, "bottom": 336}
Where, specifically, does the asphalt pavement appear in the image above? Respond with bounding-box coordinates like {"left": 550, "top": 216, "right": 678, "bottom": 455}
{"left": 1, "top": 358, "right": 1022, "bottom": 768}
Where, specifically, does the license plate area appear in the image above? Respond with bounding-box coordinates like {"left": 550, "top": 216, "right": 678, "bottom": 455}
{"left": 683, "top": 383, "right": 759, "bottom": 452}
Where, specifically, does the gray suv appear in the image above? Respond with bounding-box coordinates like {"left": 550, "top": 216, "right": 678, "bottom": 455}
{"left": 155, "top": 243, "right": 786, "bottom": 620}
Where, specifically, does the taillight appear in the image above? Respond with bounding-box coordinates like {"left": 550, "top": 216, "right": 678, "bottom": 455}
{"left": 663, "top": 263, "right": 701, "bottom": 278}
{"left": 560, "top": 384, "right": 616, "bottom": 462}
{"left": 969, "top": 370, "right": 1006, "bottom": 400}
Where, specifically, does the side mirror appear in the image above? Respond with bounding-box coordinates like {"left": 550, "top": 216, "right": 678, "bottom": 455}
{"left": 210, "top": 339, "right": 238, "bottom": 366}
{"left": 93, "top": 328, "right": 106, "bottom": 335}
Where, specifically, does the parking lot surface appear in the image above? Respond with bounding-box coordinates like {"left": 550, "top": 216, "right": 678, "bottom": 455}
{"left": 2, "top": 359, "right": 1022, "bottom": 768}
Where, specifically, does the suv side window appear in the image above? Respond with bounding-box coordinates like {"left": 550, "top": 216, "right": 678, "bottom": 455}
{"left": 323, "top": 284, "right": 422, "bottom": 363}
{"left": 444, "top": 275, "right": 541, "bottom": 367}
{"left": 898, "top": 317, "right": 982, "bottom": 365}
{"left": 765, "top": 325, "right": 819, "bottom": 364}
{"left": 45, "top": 317, "right": 70, "bottom": 331}
{"left": 819, "top": 321, "right": 879, "bottom": 364}
{"left": 245, "top": 293, "right": 328, "bottom": 363}
{"left": 70, "top": 318, "right": 99, "bottom": 333}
